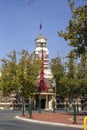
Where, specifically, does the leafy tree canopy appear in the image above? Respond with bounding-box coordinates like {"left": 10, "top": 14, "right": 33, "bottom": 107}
{"left": 58, "top": 0, "right": 87, "bottom": 56}
{"left": 0, "top": 50, "right": 41, "bottom": 97}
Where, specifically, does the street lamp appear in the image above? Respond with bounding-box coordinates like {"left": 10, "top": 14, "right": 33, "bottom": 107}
{"left": 73, "top": 99, "right": 77, "bottom": 124}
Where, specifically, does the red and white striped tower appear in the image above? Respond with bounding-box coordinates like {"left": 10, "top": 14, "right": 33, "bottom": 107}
{"left": 37, "top": 47, "right": 49, "bottom": 92}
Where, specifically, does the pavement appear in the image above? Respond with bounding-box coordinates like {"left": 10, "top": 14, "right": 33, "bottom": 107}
{"left": 15, "top": 110, "right": 87, "bottom": 129}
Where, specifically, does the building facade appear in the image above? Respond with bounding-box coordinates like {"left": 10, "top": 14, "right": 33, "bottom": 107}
{"left": 0, "top": 34, "right": 56, "bottom": 110}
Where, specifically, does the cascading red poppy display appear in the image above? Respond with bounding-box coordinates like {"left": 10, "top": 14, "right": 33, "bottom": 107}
{"left": 37, "top": 49, "right": 49, "bottom": 92}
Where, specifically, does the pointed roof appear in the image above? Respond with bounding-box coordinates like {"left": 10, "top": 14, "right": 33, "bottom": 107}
{"left": 35, "top": 34, "right": 47, "bottom": 41}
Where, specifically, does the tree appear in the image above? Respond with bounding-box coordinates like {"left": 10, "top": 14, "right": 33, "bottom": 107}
{"left": 0, "top": 50, "right": 41, "bottom": 98}
{"left": 17, "top": 50, "right": 41, "bottom": 98}
{"left": 76, "top": 53, "right": 87, "bottom": 96}
{"left": 58, "top": 0, "right": 87, "bottom": 56}
{"left": 50, "top": 57, "right": 65, "bottom": 95}
{"left": 57, "top": 0, "right": 87, "bottom": 102}
{"left": 66, "top": 50, "right": 77, "bottom": 78}
{"left": 61, "top": 51, "right": 80, "bottom": 99}
{"left": 0, "top": 51, "right": 18, "bottom": 96}
{"left": 65, "top": 51, "right": 87, "bottom": 100}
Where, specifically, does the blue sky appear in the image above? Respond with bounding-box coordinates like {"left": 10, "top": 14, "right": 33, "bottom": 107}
{"left": 0, "top": 0, "right": 86, "bottom": 62}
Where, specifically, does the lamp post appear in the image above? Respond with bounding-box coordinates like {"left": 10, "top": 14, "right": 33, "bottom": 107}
{"left": 38, "top": 92, "right": 41, "bottom": 113}
{"left": 73, "top": 99, "right": 77, "bottom": 124}
{"left": 28, "top": 100, "right": 32, "bottom": 118}
{"left": 21, "top": 97, "right": 24, "bottom": 116}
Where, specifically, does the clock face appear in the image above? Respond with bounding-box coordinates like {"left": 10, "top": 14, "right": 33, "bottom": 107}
{"left": 39, "top": 50, "right": 47, "bottom": 58}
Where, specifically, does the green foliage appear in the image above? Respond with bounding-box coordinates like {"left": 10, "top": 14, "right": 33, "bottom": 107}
{"left": 0, "top": 50, "right": 41, "bottom": 97}
{"left": 66, "top": 50, "right": 76, "bottom": 78}
{"left": 50, "top": 57, "right": 65, "bottom": 95}
{"left": 17, "top": 50, "right": 41, "bottom": 97}
{"left": 50, "top": 51, "right": 87, "bottom": 100}
{"left": 0, "top": 51, "right": 18, "bottom": 96}
{"left": 77, "top": 53, "right": 87, "bottom": 78}
{"left": 58, "top": 0, "right": 87, "bottom": 56}
{"left": 57, "top": 0, "right": 87, "bottom": 100}
{"left": 76, "top": 53, "right": 87, "bottom": 96}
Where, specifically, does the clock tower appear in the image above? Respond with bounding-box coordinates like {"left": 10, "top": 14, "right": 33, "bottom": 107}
{"left": 34, "top": 34, "right": 56, "bottom": 110}
{"left": 35, "top": 34, "right": 53, "bottom": 79}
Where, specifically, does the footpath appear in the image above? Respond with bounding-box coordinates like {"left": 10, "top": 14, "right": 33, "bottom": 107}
{"left": 15, "top": 111, "right": 87, "bottom": 129}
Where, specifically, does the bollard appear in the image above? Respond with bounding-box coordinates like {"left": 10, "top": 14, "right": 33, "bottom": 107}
{"left": 84, "top": 116, "right": 87, "bottom": 130}
{"left": 21, "top": 102, "right": 24, "bottom": 116}
{"left": 76, "top": 103, "right": 78, "bottom": 113}
{"left": 66, "top": 103, "right": 69, "bottom": 112}
{"left": 52, "top": 102, "right": 55, "bottom": 113}
{"left": 73, "top": 103, "right": 76, "bottom": 124}
{"left": 28, "top": 102, "right": 32, "bottom": 118}
{"left": 39, "top": 98, "right": 41, "bottom": 113}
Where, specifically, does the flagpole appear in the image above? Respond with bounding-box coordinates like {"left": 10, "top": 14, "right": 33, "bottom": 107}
{"left": 39, "top": 19, "right": 42, "bottom": 32}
